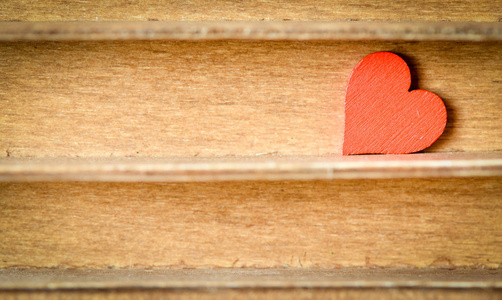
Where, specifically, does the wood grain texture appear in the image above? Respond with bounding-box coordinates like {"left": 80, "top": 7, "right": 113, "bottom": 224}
{"left": 1, "top": 178, "right": 501, "bottom": 268}
{"left": 1, "top": 41, "right": 501, "bottom": 157}
{"left": 2, "top": 268, "right": 501, "bottom": 290}
{"left": 1, "top": 153, "right": 502, "bottom": 182}
{"left": 1, "top": 21, "right": 501, "bottom": 42}
{"left": 0, "top": 0, "right": 500, "bottom": 22}
{"left": 2, "top": 288, "right": 501, "bottom": 300}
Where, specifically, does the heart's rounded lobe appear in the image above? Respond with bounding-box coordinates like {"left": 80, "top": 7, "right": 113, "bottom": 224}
{"left": 343, "top": 52, "right": 447, "bottom": 155}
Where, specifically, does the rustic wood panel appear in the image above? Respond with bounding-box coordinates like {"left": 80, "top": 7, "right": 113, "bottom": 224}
{"left": 0, "top": 0, "right": 500, "bottom": 22}
{"left": 1, "top": 178, "right": 501, "bottom": 268}
{"left": 1, "top": 41, "right": 501, "bottom": 157}
{"left": 1, "top": 153, "right": 502, "bottom": 182}
{"left": 1, "top": 21, "right": 501, "bottom": 42}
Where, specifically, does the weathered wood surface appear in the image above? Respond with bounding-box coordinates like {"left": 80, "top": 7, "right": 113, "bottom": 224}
{"left": 1, "top": 153, "right": 501, "bottom": 182}
{"left": 1, "top": 21, "right": 501, "bottom": 41}
{"left": 0, "top": 0, "right": 500, "bottom": 22}
{"left": 1, "top": 268, "right": 501, "bottom": 289}
{"left": 1, "top": 178, "right": 500, "bottom": 268}
{"left": 1, "top": 41, "right": 501, "bottom": 157}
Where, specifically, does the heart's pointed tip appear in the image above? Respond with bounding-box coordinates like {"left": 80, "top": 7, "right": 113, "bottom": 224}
{"left": 342, "top": 141, "right": 432, "bottom": 155}
{"left": 342, "top": 141, "right": 357, "bottom": 155}
{"left": 341, "top": 145, "right": 348, "bottom": 155}
{"left": 342, "top": 144, "right": 365, "bottom": 155}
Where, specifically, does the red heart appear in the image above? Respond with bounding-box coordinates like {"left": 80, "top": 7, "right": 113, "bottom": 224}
{"left": 343, "top": 52, "right": 447, "bottom": 155}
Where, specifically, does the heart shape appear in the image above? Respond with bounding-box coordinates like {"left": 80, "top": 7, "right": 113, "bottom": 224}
{"left": 343, "top": 52, "right": 447, "bottom": 155}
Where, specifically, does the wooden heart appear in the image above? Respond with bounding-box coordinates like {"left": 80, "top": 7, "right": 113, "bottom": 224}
{"left": 343, "top": 52, "right": 447, "bottom": 155}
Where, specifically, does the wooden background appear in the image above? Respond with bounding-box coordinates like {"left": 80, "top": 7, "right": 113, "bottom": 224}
{"left": 1, "top": 41, "right": 500, "bottom": 157}
{"left": 0, "top": 0, "right": 501, "bottom": 298}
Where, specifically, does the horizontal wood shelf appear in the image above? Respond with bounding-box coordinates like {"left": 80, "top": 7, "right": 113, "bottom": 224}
{"left": 1, "top": 153, "right": 501, "bottom": 182}
{"left": 1, "top": 268, "right": 501, "bottom": 290}
{"left": 1, "top": 21, "right": 501, "bottom": 41}
{"left": 2, "top": 269, "right": 500, "bottom": 299}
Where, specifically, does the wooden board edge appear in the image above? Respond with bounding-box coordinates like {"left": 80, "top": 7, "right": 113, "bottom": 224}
{"left": 0, "top": 21, "right": 501, "bottom": 41}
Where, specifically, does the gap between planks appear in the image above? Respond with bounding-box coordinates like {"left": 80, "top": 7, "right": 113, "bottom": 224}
{"left": 0, "top": 21, "right": 501, "bottom": 41}
{"left": 0, "top": 153, "right": 501, "bottom": 182}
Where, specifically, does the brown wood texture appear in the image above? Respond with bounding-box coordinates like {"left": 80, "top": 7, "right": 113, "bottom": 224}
{"left": 1, "top": 178, "right": 501, "bottom": 268}
{"left": 2, "top": 268, "right": 501, "bottom": 290}
{"left": 1, "top": 21, "right": 501, "bottom": 42}
{"left": 1, "top": 153, "right": 502, "bottom": 182}
{"left": 2, "top": 289, "right": 501, "bottom": 300}
{"left": 1, "top": 41, "right": 501, "bottom": 157}
{"left": 0, "top": 0, "right": 500, "bottom": 22}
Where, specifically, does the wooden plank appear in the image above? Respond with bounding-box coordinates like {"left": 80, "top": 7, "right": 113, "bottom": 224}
{"left": 0, "top": 178, "right": 500, "bottom": 268}
{"left": 0, "top": 0, "right": 500, "bottom": 22}
{"left": 1, "top": 268, "right": 501, "bottom": 290}
{"left": 2, "top": 289, "right": 501, "bottom": 300}
{"left": 1, "top": 41, "right": 501, "bottom": 157}
{"left": 1, "top": 21, "right": 501, "bottom": 41}
{"left": 0, "top": 153, "right": 501, "bottom": 182}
